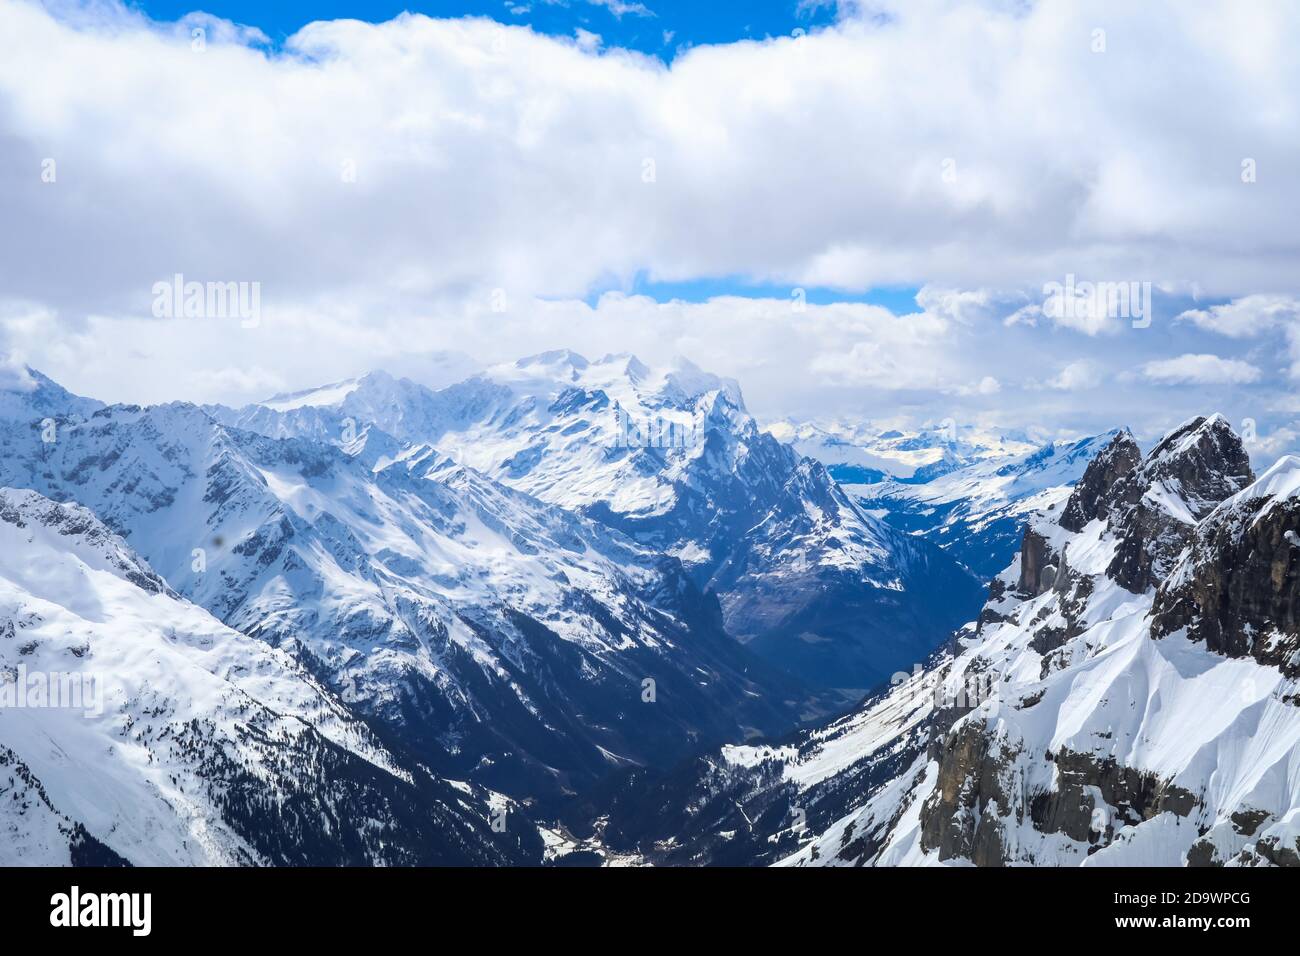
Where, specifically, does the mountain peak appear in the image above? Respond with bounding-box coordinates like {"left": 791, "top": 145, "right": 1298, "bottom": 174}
{"left": 1218, "top": 453, "right": 1300, "bottom": 512}
{"left": 1058, "top": 429, "right": 1143, "bottom": 532}
{"left": 514, "top": 348, "right": 590, "bottom": 371}
{"left": 0, "top": 353, "right": 37, "bottom": 393}
{"left": 0, "top": 361, "right": 103, "bottom": 423}
{"left": 1103, "top": 413, "right": 1255, "bottom": 592}
{"left": 259, "top": 377, "right": 362, "bottom": 412}
{"left": 1142, "top": 413, "right": 1253, "bottom": 499}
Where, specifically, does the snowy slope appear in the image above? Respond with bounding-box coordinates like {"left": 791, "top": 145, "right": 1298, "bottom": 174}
{"left": 765, "top": 419, "right": 1037, "bottom": 484}
{"left": 0, "top": 488, "right": 532, "bottom": 866}
{"left": 215, "top": 352, "right": 985, "bottom": 694}
{"left": 784, "top": 415, "right": 1300, "bottom": 866}
{"left": 0, "top": 398, "right": 810, "bottom": 802}
{"left": 207, "top": 352, "right": 480, "bottom": 444}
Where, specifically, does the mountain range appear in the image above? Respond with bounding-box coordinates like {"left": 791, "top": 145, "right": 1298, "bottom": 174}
{"left": 3, "top": 353, "right": 1296, "bottom": 866}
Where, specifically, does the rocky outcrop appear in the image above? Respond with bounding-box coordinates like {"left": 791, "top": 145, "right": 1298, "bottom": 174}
{"left": 1106, "top": 416, "right": 1254, "bottom": 593}
{"left": 904, "top": 416, "right": 1283, "bottom": 868}
{"left": 920, "top": 720, "right": 1201, "bottom": 865}
{"left": 1152, "top": 463, "right": 1300, "bottom": 678}
{"left": 1017, "top": 527, "right": 1057, "bottom": 597}
{"left": 1059, "top": 431, "right": 1142, "bottom": 532}
{"left": 1029, "top": 749, "right": 1198, "bottom": 845}
{"left": 919, "top": 721, "right": 1014, "bottom": 866}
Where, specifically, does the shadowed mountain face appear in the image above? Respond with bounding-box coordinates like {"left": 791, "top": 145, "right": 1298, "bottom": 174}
{"left": 212, "top": 351, "right": 986, "bottom": 695}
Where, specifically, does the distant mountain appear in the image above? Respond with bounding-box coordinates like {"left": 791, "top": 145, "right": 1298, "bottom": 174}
{"left": 0, "top": 487, "right": 532, "bottom": 865}
{"left": 602, "top": 415, "right": 1300, "bottom": 867}
{"left": 0, "top": 361, "right": 102, "bottom": 424}
{"left": 217, "top": 351, "right": 984, "bottom": 695}
{"left": 850, "top": 432, "right": 1121, "bottom": 581}
{"left": 765, "top": 418, "right": 1037, "bottom": 485}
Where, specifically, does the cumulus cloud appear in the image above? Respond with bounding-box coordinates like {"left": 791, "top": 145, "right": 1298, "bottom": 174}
{"left": 582, "top": 0, "right": 655, "bottom": 17}
{"left": 5, "top": 0, "right": 1299, "bottom": 319}
{"left": 0, "top": 0, "right": 1298, "bottom": 456}
{"left": 1045, "top": 360, "right": 1105, "bottom": 391}
{"left": 1140, "top": 353, "right": 1263, "bottom": 386}
{"left": 0, "top": 352, "right": 36, "bottom": 392}
{"left": 1177, "top": 295, "right": 1300, "bottom": 338}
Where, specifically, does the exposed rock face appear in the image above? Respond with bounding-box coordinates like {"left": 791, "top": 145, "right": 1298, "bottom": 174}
{"left": 919, "top": 720, "right": 1014, "bottom": 865}
{"left": 1059, "top": 431, "right": 1142, "bottom": 533}
{"left": 1029, "top": 750, "right": 1199, "bottom": 844}
{"left": 1017, "top": 527, "right": 1057, "bottom": 597}
{"left": 1140, "top": 415, "right": 1256, "bottom": 508}
{"left": 919, "top": 725, "right": 1201, "bottom": 866}
{"left": 767, "top": 414, "right": 1300, "bottom": 868}
{"left": 1106, "top": 416, "right": 1254, "bottom": 593}
{"left": 1152, "top": 459, "right": 1300, "bottom": 678}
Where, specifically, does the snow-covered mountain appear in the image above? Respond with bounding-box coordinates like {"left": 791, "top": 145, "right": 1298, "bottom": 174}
{"left": 765, "top": 419, "right": 1037, "bottom": 485}
{"left": 595, "top": 415, "right": 1300, "bottom": 867}
{"left": 217, "top": 351, "right": 985, "bottom": 694}
{"left": 766, "top": 416, "right": 1114, "bottom": 591}
{"left": 0, "top": 392, "right": 814, "bottom": 804}
{"left": 19, "top": 357, "right": 1292, "bottom": 869}
{"left": 0, "top": 486, "right": 533, "bottom": 865}
{"left": 0, "top": 364, "right": 102, "bottom": 425}
{"left": 850, "top": 432, "right": 1120, "bottom": 582}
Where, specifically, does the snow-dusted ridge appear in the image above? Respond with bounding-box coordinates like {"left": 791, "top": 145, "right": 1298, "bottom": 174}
{"left": 212, "top": 351, "right": 985, "bottom": 693}
{"left": 9, "top": 353, "right": 1292, "bottom": 868}
{"left": 0, "top": 386, "right": 814, "bottom": 807}
{"left": 0, "top": 486, "right": 527, "bottom": 865}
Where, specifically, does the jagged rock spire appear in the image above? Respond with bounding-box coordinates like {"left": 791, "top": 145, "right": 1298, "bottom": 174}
{"left": 1106, "top": 415, "right": 1255, "bottom": 593}
{"left": 1058, "top": 429, "right": 1142, "bottom": 532}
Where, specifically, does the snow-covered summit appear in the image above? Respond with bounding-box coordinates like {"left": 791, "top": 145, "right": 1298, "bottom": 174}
{"left": 852, "top": 431, "right": 1121, "bottom": 581}
{"left": 208, "top": 353, "right": 984, "bottom": 693}
{"left": 0, "top": 359, "right": 102, "bottom": 424}
{"left": 0, "top": 393, "right": 810, "bottom": 799}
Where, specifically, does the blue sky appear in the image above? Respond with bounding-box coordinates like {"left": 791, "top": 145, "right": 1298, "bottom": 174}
{"left": 130, "top": 0, "right": 842, "bottom": 56}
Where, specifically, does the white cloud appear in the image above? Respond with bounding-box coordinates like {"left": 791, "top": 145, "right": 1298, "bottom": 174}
{"left": 1046, "top": 360, "right": 1105, "bottom": 391}
{"left": 952, "top": 375, "right": 1001, "bottom": 397}
{"left": 1177, "top": 295, "right": 1300, "bottom": 379}
{"left": 1140, "top": 353, "right": 1262, "bottom": 386}
{"left": 573, "top": 27, "right": 602, "bottom": 52}
{"left": 1177, "top": 295, "right": 1300, "bottom": 338}
{"left": 0, "top": 0, "right": 1297, "bottom": 452}
{"left": 5, "top": 0, "right": 1300, "bottom": 322}
{"left": 585, "top": 0, "right": 655, "bottom": 17}
{"left": 0, "top": 352, "right": 36, "bottom": 392}
{"left": 1248, "top": 423, "right": 1300, "bottom": 459}
{"left": 914, "top": 287, "right": 1028, "bottom": 326}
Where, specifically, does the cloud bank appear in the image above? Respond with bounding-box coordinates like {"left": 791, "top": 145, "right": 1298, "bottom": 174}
{"left": 1, "top": 0, "right": 1298, "bottom": 454}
